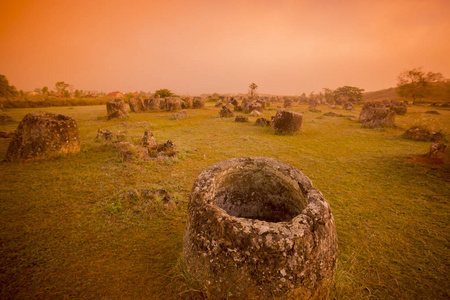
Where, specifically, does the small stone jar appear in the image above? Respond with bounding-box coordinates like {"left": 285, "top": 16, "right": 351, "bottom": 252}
{"left": 183, "top": 157, "right": 337, "bottom": 299}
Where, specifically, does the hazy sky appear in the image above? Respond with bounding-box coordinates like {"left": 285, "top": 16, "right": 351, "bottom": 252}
{"left": 1, "top": 0, "right": 449, "bottom": 95}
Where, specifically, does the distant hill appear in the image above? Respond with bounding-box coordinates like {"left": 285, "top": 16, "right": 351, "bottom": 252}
{"left": 364, "top": 83, "right": 450, "bottom": 103}
{"left": 363, "top": 87, "right": 399, "bottom": 102}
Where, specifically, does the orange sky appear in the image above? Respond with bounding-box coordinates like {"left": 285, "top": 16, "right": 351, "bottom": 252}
{"left": 1, "top": 0, "right": 449, "bottom": 95}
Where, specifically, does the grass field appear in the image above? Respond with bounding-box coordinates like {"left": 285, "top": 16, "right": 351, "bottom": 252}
{"left": 0, "top": 102, "right": 449, "bottom": 299}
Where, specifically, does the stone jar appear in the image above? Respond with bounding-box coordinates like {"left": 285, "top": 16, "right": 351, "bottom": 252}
{"left": 183, "top": 157, "right": 338, "bottom": 299}
{"left": 106, "top": 98, "right": 128, "bottom": 120}
{"left": 5, "top": 111, "right": 80, "bottom": 161}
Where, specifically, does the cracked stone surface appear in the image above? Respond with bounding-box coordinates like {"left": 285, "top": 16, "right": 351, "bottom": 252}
{"left": 5, "top": 111, "right": 80, "bottom": 162}
{"left": 106, "top": 98, "right": 128, "bottom": 120}
{"left": 183, "top": 157, "right": 338, "bottom": 299}
{"left": 272, "top": 109, "right": 303, "bottom": 133}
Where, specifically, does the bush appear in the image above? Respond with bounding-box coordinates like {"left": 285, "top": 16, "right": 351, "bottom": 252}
{"left": 0, "top": 95, "right": 110, "bottom": 108}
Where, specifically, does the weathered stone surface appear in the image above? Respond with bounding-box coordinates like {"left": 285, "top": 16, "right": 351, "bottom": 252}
{"left": 5, "top": 111, "right": 80, "bottom": 161}
{"left": 404, "top": 127, "right": 445, "bottom": 142}
{"left": 240, "top": 98, "right": 252, "bottom": 112}
{"left": 219, "top": 106, "right": 234, "bottom": 117}
{"left": 149, "top": 140, "right": 177, "bottom": 158}
{"left": 107, "top": 98, "right": 128, "bottom": 120}
{"left": 249, "top": 110, "right": 262, "bottom": 117}
{"left": 144, "top": 98, "right": 161, "bottom": 110}
{"left": 192, "top": 97, "right": 205, "bottom": 109}
{"left": 255, "top": 118, "right": 270, "bottom": 126}
{"left": 247, "top": 102, "right": 263, "bottom": 113}
{"left": 391, "top": 101, "right": 407, "bottom": 115}
{"left": 283, "top": 98, "right": 293, "bottom": 108}
{"left": 0, "top": 113, "right": 13, "bottom": 122}
{"left": 96, "top": 128, "right": 114, "bottom": 141}
{"left": 427, "top": 142, "right": 447, "bottom": 159}
{"left": 183, "top": 157, "right": 338, "bottom": 299}
{"left": 359, "top": 102, "right": 395, "bottom": 128}
{"left": 115, "top": 130, "right": 128, "bottom": 141}
{"left": 234, "top": 105, "right": 243, "bottom": 112}
{"left": 170, "top": 110, "right": 188, "bottom": 120}
{"left": 272, "top": 109, "right": 303, "bottom": 133}
{"left": 229, "top": 97, "right": 239, "bottom": 106}
{"left": 163, "top": 97, "right": 183, "bottom": 111}
{"left": 181, "top": 97, "right": 192, "bottom": 109}
{"left": 128, "top": 97, "right": 145, "bottom": 112}
{"left": 235, "top": 115, "right": 249, "bottom": 122}
{"left": 214, "top": 100, "right": 223, "bottom": 107}
{"left": 141, "top": 129, "right": 157, "bottom": 148}
{"left": 0, "top": 130, "right": 15, "bottom": 138}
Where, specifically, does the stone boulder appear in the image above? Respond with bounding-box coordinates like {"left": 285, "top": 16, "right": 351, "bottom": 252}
{"left": 107, "top": 98, "right": 128, "bottom": 120}
{"left": 148, "top": 140, "right": 177, "bottom": 158}
{"left": 141, "top": 129, "right": 157, "bottom": 148}
{"left": 255, "top": 117, "right": 270, "bottom": 126}
{"left": 96, "top": 128, "right": 114, "bottom": 141}
{"left": 144, "top": 98, "right": 161, "bottom": 110}
{"left": 5, "top": 111, "right": 80, "bottom": 161}
{"left": 128, "top": 97, "right": 145, "bottom": 112}
{"left": 192, "top": 97, "right": 205, "bottom": 109}
{"left": 0, "top": 130, "right": 15, "bottom": 138}
{"left": 234, "top": 105, "right": 243, "bottom": 112}
{"left": 219, "top": 106, "right": 234, "bottom": 117}
{"left": 249, "top": 110, "right": 262, "bottom": 117}
{"left": 359, "top": 102, "right": 395, "bottom": 128}
{"left": 229, "top": 97, "right": 239, "bottom": 106}
{"left": 247, "top": 101, "right": 263, "bottom": 113}
{"left": 170, "top": 110, "right": 188, "bottom": 120}
{"left": 427, "top": 142, "right": 447, "bottom": 160}
{"left": 235, "top": 115, "right": 249, "bottom": 122}
{"left": 183, "top": 157, "right": 337, "bottom": 299}
{"left": 271, "top": 109, "right": 303, "bottom": 133}
{"left": 214, "top": 100, "right": 223, "bottom": 107}
{"left": 163, "top": 97, "right": 183, "bottom": 111}
{"left": 404, "top": 127, "right": 445, "bottom": 142}
{"left": 0, "top": 113, "right": 13, "bottom": 122}
{"left": 283, "top": 98, "right": 293, "bottom": 108}
{"left": 391, "top": 101, "right": 407, "bottom": 115}
{"left": 182, "top": 97, "right": 193, "bottom": 109}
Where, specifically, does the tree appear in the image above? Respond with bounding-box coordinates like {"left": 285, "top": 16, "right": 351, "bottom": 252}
{"left": 74, "top": 89, "right": 81, "bottom": 98}
{"left": 153, "top": 89, "right": 175, "bottom": 98}
{"left": 0, "top": 74, "right": 18, "bottom": 99}
{"left": 55, "top": 81, "right": 70, "bottom": 95}
{"left": 323, "top": 88, "right": 336, "bottom": 104}
{"left": 333, "top": 86, "right": 364, "bottom": 104}
{"left": 248, "top": 82, "right": 258, "bottom": 97}
{"left": 42, "top": 86, "right": 49, "bottom": 95}
{"left": 396, "top": 68, "right": 443, "bottom": 103}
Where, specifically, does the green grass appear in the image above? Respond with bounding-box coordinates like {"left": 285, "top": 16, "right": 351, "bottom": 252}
{"left": 0, "top": 103, "right": 449, "bottom": 299}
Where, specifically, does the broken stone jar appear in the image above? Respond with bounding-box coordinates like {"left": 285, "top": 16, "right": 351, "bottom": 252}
{"left": 183, "top": 157, "right": 337, "bottom": 299}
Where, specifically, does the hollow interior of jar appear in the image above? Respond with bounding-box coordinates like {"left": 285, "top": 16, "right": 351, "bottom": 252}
{"left": 212, "top": 163, "right": 307, "bottom": 222}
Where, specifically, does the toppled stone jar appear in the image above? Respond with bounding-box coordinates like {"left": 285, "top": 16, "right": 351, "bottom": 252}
{"left": 183, "top": 157, "right": 338, "bottom": 299}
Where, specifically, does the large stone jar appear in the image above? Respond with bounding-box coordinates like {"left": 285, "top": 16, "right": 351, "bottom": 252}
{"left": 5, "top": 111, "right": 80, "bottom": 162}
{"left": 183, "top": 157, "right": 338, "bottom": 299}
